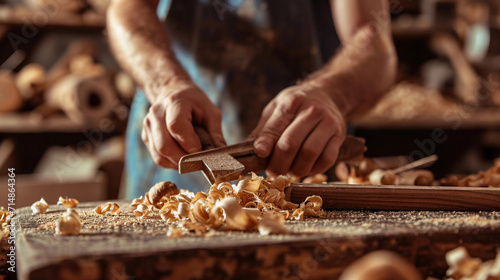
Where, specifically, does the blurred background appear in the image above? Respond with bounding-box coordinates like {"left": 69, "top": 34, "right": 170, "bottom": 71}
{"left": 0, "top": 0, "right": 500, "bottom": 206}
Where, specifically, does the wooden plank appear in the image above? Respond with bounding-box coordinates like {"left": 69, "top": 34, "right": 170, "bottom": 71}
{"left": 353, "top": 108, "right": 500, "bottom": 130}
{"left": 0, "top": 173, "right": 106, "bottom": 207}
{"left": 0, "top": 113, "right": 100, "bottom": 133}
{"left": 287, "top": 184, "right": 500, "bottom": 211}
{"left": 0, "top": 6, "right": 105, "bottom": 28}
{"left": 12, "top": 201, "right": 500, "bottom": 280}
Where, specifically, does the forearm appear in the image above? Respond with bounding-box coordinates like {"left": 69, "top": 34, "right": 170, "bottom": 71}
{"left": 304, "top": 24, "right": 397, "bottom": 120}
{"left": 106, "top": 0, "right": 190, "bottom": 103}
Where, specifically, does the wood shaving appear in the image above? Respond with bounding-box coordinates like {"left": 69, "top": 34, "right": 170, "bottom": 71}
{"left": 166, "top": 226, "right": 184, "bottom": 238}
{"left": 57, "top": 196, "right": 79, "bottom": 209}
{"left": 55, "top": 209, "right": 81, "bottom": 235}
{"left": 369, "top": 169, "right": 396, "bottom": 185}
{"left": 31, "top": 198, "right": 49, "bottom": 214}
{"left": 302, "top": 174, "right": 328, "bottom": 184}
{"left": 258, "top": 212, "right": 288, "bottom": 236}
{"left": 129, "top": 197, "right": 144, "bottom": 211}
{"left": 299, "top": 196, "right": 326, "bottom": 217}
{"left": 93, "top": 202, "right": 121, "bottom": 215}
{"left": 443, "top": 246, "right": 500, "bottom": 280}
{"left": 339, "top": 250, "right": 421, "bottom": 280}
{"left": 133, "top": 204, "right": 150, "bottom": 220}
{"left": 216, "top": 197, "right": 259, "bottom": 231}
{"left": 148, "top": 181, "right": 180, "bottom": 209}
{"left": 442, "top": 159, "right": 500, "bottom": 188}
{"left": 139, "top": 174, "right": 326, "bottom": 237}
{"left": 290, "top": 209, "right": 305, "bottom": 221}
{"left": 0, "top": 207, "right": 11, "bottom": 239}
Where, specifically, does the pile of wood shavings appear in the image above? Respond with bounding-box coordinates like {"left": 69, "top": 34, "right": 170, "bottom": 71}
{"left": 104, "top": 173, "right": 327, "bottom": 237}
{"left": 365, "top": 82, "right": 464, "bottom": 121}
{"left": 427, "top": 246, "right": 500, "bottom": 280}
{"left": 0, "top": 207, "right": 11, "bottom": 239}
{"left": 441, "top": 159, "right": 500, "bottom": 188}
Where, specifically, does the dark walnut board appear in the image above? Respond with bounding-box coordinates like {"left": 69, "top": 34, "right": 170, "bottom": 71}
{"left": 12, "top": 201, "right": 500, "bottom": 280}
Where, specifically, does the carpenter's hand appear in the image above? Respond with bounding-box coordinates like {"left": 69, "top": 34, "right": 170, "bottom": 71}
{"left": 142, "top": 80, "right": 225, "bottom": 169}
{"left": 249, "top": 85, "right": 346, "bottom": 178}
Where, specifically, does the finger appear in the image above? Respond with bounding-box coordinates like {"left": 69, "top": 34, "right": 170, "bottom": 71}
{"left": 143, "top": 117, "right": 177, "bottom": 169}
{"left": 289, "top": 120, "right": 336, "bottom": 177}
{"left": 253, "top": 103, "right": 297, "bottom": 158}
{"left": 165, "top": 101, "right": 202, "bottom": 153}
{"left": 248, "top": 103, "right": 276, "bottom": 141}
{"left": 148, "top": 109, "right": 187, "bottom": 164}
{"left": 204, "top": 110, "right": 226, "bottom": 147}
{"left": 310, "top": 134, "right": 344, "bottom": 175}
{"left": 265, "top": 107, "right": 321, "bottom": 177}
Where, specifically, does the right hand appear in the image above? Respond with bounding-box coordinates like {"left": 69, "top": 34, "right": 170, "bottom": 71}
{"left": 141, "top": 80, "right": 226, "bottom": 169}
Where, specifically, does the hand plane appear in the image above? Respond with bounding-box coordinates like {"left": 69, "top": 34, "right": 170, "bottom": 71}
{"left": 178, "top": 126, "right": 366, "bottom": 184}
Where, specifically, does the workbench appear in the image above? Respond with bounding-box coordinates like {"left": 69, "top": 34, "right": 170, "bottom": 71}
{"left": 9, "top": 201, "right": 500, "bottom": 280}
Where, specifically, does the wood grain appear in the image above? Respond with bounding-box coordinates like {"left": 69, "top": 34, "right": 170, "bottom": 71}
{"left": 13, "top": 201, "right": 500, "bottom": 280}
{"left": 286, "top": 184, "right": 500, "bottom": 211}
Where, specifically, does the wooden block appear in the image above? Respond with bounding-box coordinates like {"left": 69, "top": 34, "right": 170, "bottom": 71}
{"left": 286, "top": 184, "right": 500, "bottom": 211}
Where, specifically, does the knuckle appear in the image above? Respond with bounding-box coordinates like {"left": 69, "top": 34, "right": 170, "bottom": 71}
{"left": 167, "top": 118, "right": 185, "bottom": 134}
{"left": 164, "top": 92, "right": 180, "bottom": 103}
{"left": 305, "top": 105, "right": 323, "bottom": 119}
{"left": 277, "top": 136, "right": 299, "bottom": 154}
{"left": 282, "top": 94, "right": 304, "bottom": 115}
{"left": 157, "top": 145, "right": 170, "bottom": 157}
{"left": 143, "top": 116, "right": 150, "bottom": 127}
{"left": 301, "top": 146, "right": 321, "bottom": 162}
{"left": 261, "top": 128, "right": 281, "bottom": 141}
{"left": 149, "top": 103, "right": 163, "bottom": 116}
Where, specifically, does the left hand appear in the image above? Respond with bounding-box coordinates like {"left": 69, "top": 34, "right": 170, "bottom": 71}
{"left": 248, "top": 85, "right": 347, "bottom": 178}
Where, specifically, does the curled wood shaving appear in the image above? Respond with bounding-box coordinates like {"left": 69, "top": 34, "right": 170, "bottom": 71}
{"left": 397, "top": 170, "right": 434, "bottom": 186}
{"left": 368, "top": 169, "right": 396, "bottom": 185}
{"left": 139, "top": 172, "right": 327, "bottom": 237}
{"left": 57, "top": 196, "right": 79, "bottom": 209}
{"left": 179, "top": 220, "right": 209, "bottom": 236}
{"left": 258, "top": 212, "right": 288, "bottom": 236}
{"left": 302, "top": 174, "right": 328, "bottom": 184}
{"left": 0, "top": 207, "right": 11, "bottom": 239}
{"left": 442, "top": 159, "right": 500, "bottom": 188}
{"left": 134, "top": 204, "right": 150, "bottom": 219}
{"left": 166, "top": 226, "right": 184, "bottom": 238}
{"left": 129, "top": 197, "right": 144, "bottom": 211}
{"left": 235, "top": 175, "right": 262, "bottom": 193}
{"left": 445, "top": 246, "right": 500, "bottom": 280}
{"left": 300, "top": 196, "right": 325, "bottom": 217}
{"left": 190, "top": 200, "right": 224, "bottom": 229}
{"left": 339, "top": 250, "right": 421, "bottom": 280}
{"left": 56, "top": 209, "right": 81, "bottom": 235}
{"left": 269, "top": 175, "right": 290, "bottom": 192}
{"left": 148, "top": 181, "right": 179, "bottom": 209}
{"left": 31, "top": 198, "right": 49, "bottom": 214}
{"left": 93, "top": 202, "right": 121, "bottom": 215}
{"left": 216, "top": 197, "right": 259, "bottom": 231}
{"left": 290, "top": 208, "right": 305, "bottom": 221}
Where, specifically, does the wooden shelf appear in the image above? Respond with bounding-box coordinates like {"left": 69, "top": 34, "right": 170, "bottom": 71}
{"left": 0, "top": 113, "right": 104, "bottom": 133}
{"left": 354, "top": 107, "right": 500, "bottom": 130}
{"left": 0, "top": 5, "right": 105, "bottom": 29}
